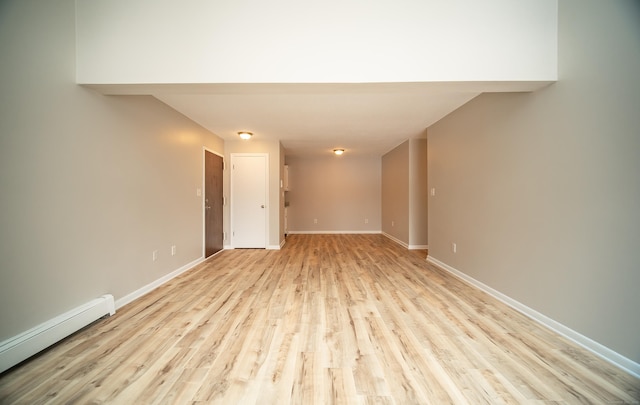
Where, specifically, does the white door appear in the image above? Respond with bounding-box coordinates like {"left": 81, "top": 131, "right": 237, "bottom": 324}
{"left": 231, "top": 154, "right": 268, "bottom": 248}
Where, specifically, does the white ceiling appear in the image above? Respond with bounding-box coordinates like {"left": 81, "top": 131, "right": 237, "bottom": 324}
{"left": 154, "top": 83, "right": 478, "bottom": 157}
{"left": 77, "top": 1, "right": 556, "bottom": 158}
{"left": 90, "top": 81, "right": 550, "bottom": 158}
{"left": 150, "top": 81, "right": 552, "bottom": 157}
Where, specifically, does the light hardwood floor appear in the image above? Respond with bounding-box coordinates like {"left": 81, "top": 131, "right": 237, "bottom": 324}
{"left": 1, "top": 234, "right": 638, "bottom": 404}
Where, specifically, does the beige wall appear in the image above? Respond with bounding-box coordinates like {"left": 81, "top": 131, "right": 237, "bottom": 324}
{"left": 223, "top": 140, "right": 282, "bottom": 248}
{"left": 409, "top": 138, "right": 428, "bottom": 247}
{"left": 428, "top": 0, "right": 640, "bottom": 362}
{"left": 286, "top": 155, "right": 381, "bottom": 233}
{"left": 279, "top": 142, "right": 286, "bottom": 245}
{"left": 381, "top": 141, "right": 410, "bottom": 243}
{"left": 381, "top": 138, "right": 428, "bottom": 248}
{"left": 0, "top": 0, "right": 224, "bottom": 341}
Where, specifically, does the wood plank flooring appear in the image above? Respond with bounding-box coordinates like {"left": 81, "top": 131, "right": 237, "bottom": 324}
{"left": 1, "top": 234, "right": 638, "bottom": 404}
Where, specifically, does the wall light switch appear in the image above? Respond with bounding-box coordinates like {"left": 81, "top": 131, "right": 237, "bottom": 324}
{"left": 197, "top": 188, "right": 202, "bottom": 197}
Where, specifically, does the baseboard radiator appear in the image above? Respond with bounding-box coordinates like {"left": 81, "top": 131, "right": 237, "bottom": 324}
{"left": 0, "top": 294, "right": 115, "bottom": 374}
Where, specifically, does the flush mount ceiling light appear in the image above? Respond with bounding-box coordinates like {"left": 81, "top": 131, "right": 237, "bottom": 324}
{"left": 333, "top": 148, "right": 345, "bottom": 155}
{"left": 238, "top": 131, "right": 253, "bottom": 140}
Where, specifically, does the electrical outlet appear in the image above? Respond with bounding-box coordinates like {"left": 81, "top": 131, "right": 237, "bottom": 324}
{"left": 392, "top": 221, "right": 395, "bottom": 227}
{"left": 365, "top": 218, "right": 369, "bottom": 224}
{"left": 196, "top": 188, "right": 202, "bottom": 197}
{"left": 431, "top": 187, "right": 436, "bottom": 196}
{"left": 152, "top": 250, "right": 158, "bottom": 261}
{"left": 452, "top": 243, "right": 457, "bottom": 253}
{"left": 171, "top": 245, "right": 176, "bottom": 256}
{"left": 314, "top": 218, "right": 318, "bottom": 224}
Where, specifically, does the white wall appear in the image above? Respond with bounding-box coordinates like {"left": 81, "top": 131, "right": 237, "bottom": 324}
{"left": 75, "top": 0, "right": 557, "bottom": 84}
{"left": 286, "top": 155, "right": 381, "bottom": 233}
{"left": 0, "top": 0, "right": 224, "bottom": 342}
{"left": 428, "top": 0, "right": 640, "bottom": 364}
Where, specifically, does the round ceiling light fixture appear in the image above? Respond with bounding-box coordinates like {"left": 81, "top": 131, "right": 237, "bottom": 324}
{"left": 238, "top": 131, "right": 253, "bottom": 140}
{"left": 333, "top": 148, "right": 345, "bottom": 156}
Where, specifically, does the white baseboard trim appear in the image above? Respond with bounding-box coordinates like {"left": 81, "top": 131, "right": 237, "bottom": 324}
{"left": 382, "top": 232, "right": 409, "bottom": 249}
{"left": 426, "top": 255, "right": 640, "bottom": 379}
{"left": 223, "top": 245, "right": 280, "bottom": 250}
{"left": 287, "top": 231, "right": 382, "bottom": 235}
{"left": 0, "top": 294, "right": 115, "bottom": 374}
{"left": 115, "top": 256, "right": 205, "bottom": 310}
{"left": 382, "top": 233, "right": 427, "bottom": 251}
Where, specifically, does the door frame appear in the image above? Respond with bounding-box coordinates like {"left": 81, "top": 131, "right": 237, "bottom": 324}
{"left": 202, "top": 147, "right": 225, "bottom": 258}
{"left": 230, "top": 153, "right": 269, "bottom": 248}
